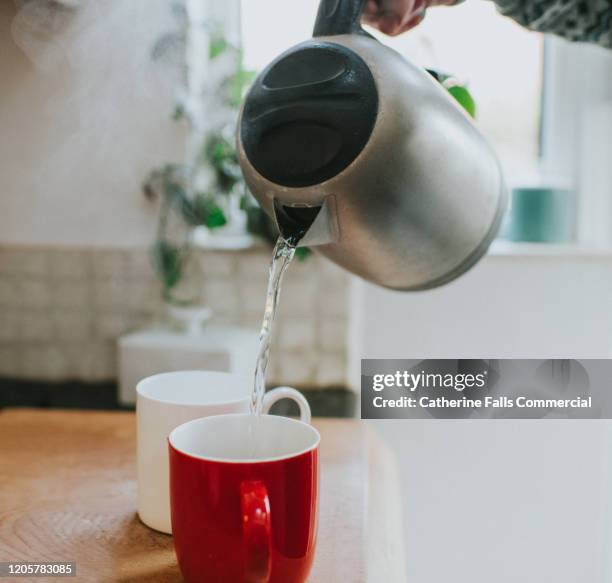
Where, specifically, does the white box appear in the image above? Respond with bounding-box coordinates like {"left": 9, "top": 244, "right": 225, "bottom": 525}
{"left": 118, "top": 325, "right": 258, "bottom": 405}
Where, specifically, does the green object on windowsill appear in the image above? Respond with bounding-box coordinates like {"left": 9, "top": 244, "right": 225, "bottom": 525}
{"left": 504, "top": 186, "right": 573, "bottom": 243}
{"left": 294, "top": 247, "right": 312, "bottom": 261}
{"left": 446, "top": 84, "right": 476, "bottom": 118}
{"left": 427, "top": 70, "right": 476, "bottom": 119}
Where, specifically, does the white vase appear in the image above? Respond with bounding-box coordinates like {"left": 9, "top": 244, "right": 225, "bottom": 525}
{"left": 166, "top": 302, "right": 213, "bottom": 336}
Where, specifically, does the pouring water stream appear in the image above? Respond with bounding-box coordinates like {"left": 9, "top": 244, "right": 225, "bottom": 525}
{"left": 247, "top": 237, "right": 297, "bottom": 458}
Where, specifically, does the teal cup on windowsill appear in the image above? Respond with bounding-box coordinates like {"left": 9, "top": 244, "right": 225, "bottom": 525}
{"left": 503, "top": 186, "right": 574, "bottom": 243}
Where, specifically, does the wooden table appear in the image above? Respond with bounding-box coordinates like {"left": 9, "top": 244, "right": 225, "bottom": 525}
{"left": 0, "top": 409, "right": 406, "bottom": 582}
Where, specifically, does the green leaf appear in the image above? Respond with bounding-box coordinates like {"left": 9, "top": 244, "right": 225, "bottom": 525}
{"left": 172, "top": 103, "right": 186, "bottom": 121}
{"left": 228, "top": 69, "right": 257, "bottom": 107}
{"left": 165, "top": 181, "right": 189, "bottom": 205}
{"left": 187, "top": 194, "right": 228, "bottom": 228}
{"left": 447, "top": 85, "right": 476, "bottom": 119}
{"left": 202, "top": 135, "right": 242, "bottom": 195}
{"left": 143, "top": 164, "right": 189, "bottom": 202}
{"left": 210, "top": 37, "right": 229, "bottom": 59}
{"left": 294, "top": 247, "right": 312, "bottom": 261}
{"left": 152, "top": 241, "right": 182, "bottom": 290}
{"left": 179, "top": 196, "right": 200, "bottom": 225}
{"left": 206, "top": 205, "right": 227, "bottom": 229}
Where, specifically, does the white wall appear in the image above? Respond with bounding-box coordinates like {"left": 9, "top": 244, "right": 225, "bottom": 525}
{"left": 370, "top": 418, "right": 612, "bottom": 583}
{"left": 0, "top": 0, "right": 186, "bottom": 248}
{"left": 349, "top": 249, "right": 612, "bottom": 390}
{"left": 351, "top": 250, "right": 612, "bottom": 581}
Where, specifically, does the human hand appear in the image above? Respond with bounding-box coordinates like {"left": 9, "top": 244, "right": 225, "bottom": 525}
{"left": 362, "top": 0, "right": 458, "bottom": 35}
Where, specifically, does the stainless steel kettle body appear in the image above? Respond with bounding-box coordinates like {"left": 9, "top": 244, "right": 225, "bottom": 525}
{"left": 237, "top": 0, "right": 507, "bottom": 290}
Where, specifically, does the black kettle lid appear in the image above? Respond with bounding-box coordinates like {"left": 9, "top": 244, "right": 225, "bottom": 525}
{"left": 240, "top": 38, "right": 378, "bottom": 188}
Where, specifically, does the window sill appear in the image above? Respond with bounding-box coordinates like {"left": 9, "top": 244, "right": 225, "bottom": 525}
{"left": 487, "top": 240, "right": 612, "bottom": 260}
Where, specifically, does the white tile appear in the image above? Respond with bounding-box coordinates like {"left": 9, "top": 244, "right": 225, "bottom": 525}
{"left": 238, "top": 280, "right": 268, "bottom": 315}
{"left": 52, "top": 311, "right": 92, "bottom": 340}
{"left": 92, "top": 251, "right": 127, "bottom": 281}
{"left": 6, "top": 250, "right": 49, "bottom": 277}
{"left": 125, "top": 250, "right": 155, "bottom": 280}
{"left": 315, "top": 353, "right": 347, "bottom": 386}
{"left": 48, "top": 250, "right": 89, "bottom": 280}
{"left": 236, "top": 253, "right": 270, "bottom": 281}
{"left": 60, "top": 342, "right": 102, "bottom": 380}
{"left": 278, "top": 318, "right": 316, "bottom": 350}
{"left": 319, "top": 317, "right": 347, "bottom": 351}
{"left": 58, "top": 343, "right": 84, "bottom": 379}
{"left": 209, "top": 311, "right": 237, "bottom": 326}
{"left": 21, "top": 346, "right": 67, "bottom": 381}
{"left": 275, "top": 351, "right": 316, "bottom": 386}
{"left": 0, "top": 250, "right": 12, "bottom": 275}
{"left": 0, "top": 244, "right": 352, "bottom": 387}
{"left": 279, "top": 278, "right": 317, "bottom": 315}
{"left": 319, "top": 284, "right": 349, "bottom": 318}
{"left": 208, "top": 300, "right": 241, "bottom": 324}
{"left": 92, "top": 280, "right": 127, "bottom": 309}
{"left": 287, "top": 256, "right": 314, "bottom": 280}
{"left": 198, "top": 251, "right": 236, "bottom": 277}
{"left": 125, "top": 281, "right": 160, "bottom": 311}
{"left": 0, "top": 280, "right": 20, "bottom": 307}
{"left": 266, "top": 359, "right": 283, "bottom": 386}
{"left": 21, "top": 312, "right": 54, "bottom": 341}
{"left": 0, "top": 311, "right": 19, "bottom": 342}
{"left": 93, "top": 311, "right": 131, "bottom": 339}
{"left": 129, "top": 309, "right": 157, "bottom": 331}
{"left": 240, "top": 310, "right": 264, "bottom": 328}
{"left": 0, "top": 346, "right": 21, "bottom": 377}
{"left": 56, "top": 341, "right": 112, "bottom": 381}
{"left": 0, "top": 251, "right": 25, "bottom": 275}
{"left": 51, "top": 282, "right": 90, "bottom": 309}
{"left": 20, "top": 280, "right": 51, "bottom": 310}
{"left": 86, "top": 342, "right": 117, "bottom": 381}
{"left": 203, "top": 280, "right": 238, "bottom": 312}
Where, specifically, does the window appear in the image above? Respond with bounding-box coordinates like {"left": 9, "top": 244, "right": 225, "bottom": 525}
{"left": 542, "top": 38, "right": 612, "bottom": 246}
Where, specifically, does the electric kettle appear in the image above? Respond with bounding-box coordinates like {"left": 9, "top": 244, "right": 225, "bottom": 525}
{"left": 237, "top": 0, "right": 507, "bottom": 290}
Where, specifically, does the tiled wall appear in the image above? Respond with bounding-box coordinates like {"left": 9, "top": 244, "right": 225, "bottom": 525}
{"left": 0, "top": 246, "right": 349, "bottom": 388}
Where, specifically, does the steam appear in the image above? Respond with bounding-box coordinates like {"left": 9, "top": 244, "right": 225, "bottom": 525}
{"left": 7, "top": 0, "right": 185, "bottom": 204}
{"left": 10, "top": 1, "right": 78, "bottom": 71}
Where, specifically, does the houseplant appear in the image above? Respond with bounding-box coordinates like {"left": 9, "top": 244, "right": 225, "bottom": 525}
{"left": 143, "top": 1, "right": 291, "bottom": 312}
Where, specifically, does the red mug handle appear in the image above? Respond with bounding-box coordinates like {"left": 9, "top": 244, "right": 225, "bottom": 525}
{"left": 240, "top": 481, "right": 272, "bottom": 583}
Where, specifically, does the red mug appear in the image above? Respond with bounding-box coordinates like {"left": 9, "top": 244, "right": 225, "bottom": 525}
{"left": 169, "top": 413, "right": 320, "bottom": 583}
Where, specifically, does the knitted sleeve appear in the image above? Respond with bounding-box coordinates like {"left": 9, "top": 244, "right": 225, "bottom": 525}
{"left": 492, "top": 0, "right": 612, "bottom": 48}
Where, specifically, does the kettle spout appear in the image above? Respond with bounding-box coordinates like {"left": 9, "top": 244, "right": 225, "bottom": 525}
{"left": 273, "top": 196, "right": 338, "bottom": 247}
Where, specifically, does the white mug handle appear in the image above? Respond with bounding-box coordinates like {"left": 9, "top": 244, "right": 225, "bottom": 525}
{"left": 262, "top": 387, "right": 311, "bottom": 424}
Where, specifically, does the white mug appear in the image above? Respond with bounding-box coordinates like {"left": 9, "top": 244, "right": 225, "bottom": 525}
{"left": 136, "top": 370, "right": 310, "bottom": 533}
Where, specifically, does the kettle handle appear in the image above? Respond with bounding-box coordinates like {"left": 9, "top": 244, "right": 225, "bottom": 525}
{"left": 313, "top": 0, "right": 368, "bottom": 37}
